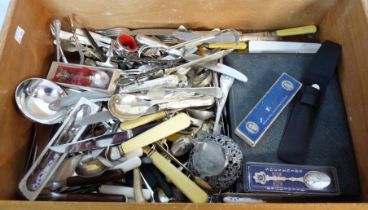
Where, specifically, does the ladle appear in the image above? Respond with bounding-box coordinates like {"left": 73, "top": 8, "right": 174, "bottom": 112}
{"left": 15, "top": 78, "right": 67, "bottom": 124}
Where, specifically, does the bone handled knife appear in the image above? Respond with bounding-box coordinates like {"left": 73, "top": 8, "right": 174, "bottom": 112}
{"left": 133, "top": 168, "right": 146, "bottom": 203}
{"left": 120, "top": 111, "right": 167, "bottom": 130}
{"left": 144, "top": 147, "right": 208, "bottom": 203}
{"left": 49, "top": 122, "right": 158, "bottom": 154}
{"left": 118, "top": 113, "right": 191, "bottom": 155}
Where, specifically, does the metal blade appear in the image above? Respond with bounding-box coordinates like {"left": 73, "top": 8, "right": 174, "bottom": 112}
{"left": 50, "top": 122, "right": 159, "bottom": 154}
{"left": 183, "top": 54, "right": 248, "bottom": 83}
{"left": 77, "top": 110, "right": 115, "bottom": 126}
{"left": 50, "top": 133, "right": 118, "bottom": 154}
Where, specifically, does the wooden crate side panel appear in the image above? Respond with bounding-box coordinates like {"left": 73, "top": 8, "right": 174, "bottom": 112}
{"left": 0, "top": 0, "right": 53, "bottom": 199}
{"left": 40, "top": 0, "right": 337, "bottom": 30}
{"left": 320, "top": 0, "right": 368, "bottom": 201}
{"left": 0, "top": 202, "right": 367, "bottom": 210}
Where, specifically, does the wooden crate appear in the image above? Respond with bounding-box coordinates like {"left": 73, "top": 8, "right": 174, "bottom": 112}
{"left": 0, "top": 0, "right": 367, "bottom": 209}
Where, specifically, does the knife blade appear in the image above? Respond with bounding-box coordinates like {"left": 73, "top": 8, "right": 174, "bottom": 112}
{"left": 50, "top": 122, "right": 158, "bottom": 154}
{"left": 135, "top": 34, "right": 248, "bottom": 83}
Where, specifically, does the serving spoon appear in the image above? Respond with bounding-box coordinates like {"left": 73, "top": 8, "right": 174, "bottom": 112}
{"left": 108, "top": 94, "right": 214, "bottom": 120}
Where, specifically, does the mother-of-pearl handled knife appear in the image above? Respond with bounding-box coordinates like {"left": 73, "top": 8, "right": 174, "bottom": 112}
{"left": 144, "top": 148, "right": 208, "bottom": 203}
{"left": 119, "top": 113, "right": 190, "bottom": 155}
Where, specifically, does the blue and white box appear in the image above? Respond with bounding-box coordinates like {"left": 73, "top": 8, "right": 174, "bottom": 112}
{"left": 244, "top": 162, "right": 340, "bottom": 195}
{"left": 235, "top": 73, "right": 302, "bottom": 147}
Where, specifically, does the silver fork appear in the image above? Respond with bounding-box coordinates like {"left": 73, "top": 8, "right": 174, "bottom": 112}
{"left": 49, "top": 23, "right": 68, "bottom": 63}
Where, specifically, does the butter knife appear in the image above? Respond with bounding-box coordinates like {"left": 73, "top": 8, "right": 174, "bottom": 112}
{"left": 50, "top": 122, "right": 157, "bottom": 154}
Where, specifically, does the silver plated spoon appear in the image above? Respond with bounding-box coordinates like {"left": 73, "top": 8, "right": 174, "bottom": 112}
{"left": 15, "top": 78, "right": 67, "bottom": 124}
{"left": 213, "top": 75, "right": 234, "bottom": 135}
{"left": 253, "top": 171, "right": 332, "bottom": 190}
{"left": 75, "top": 156, "right": 112, "bottom": 178}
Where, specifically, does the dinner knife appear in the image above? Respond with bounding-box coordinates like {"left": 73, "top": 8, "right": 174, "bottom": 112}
{"left": 143, "top": 147, "right": 208, "bottom": 203}
{"left": 120, "top": 111, "right": 167, "bottom": 131}
{"left": 50, "top": 122, "right": 158, "bottom": 154}
{"left": 118, "top": 113, "right": 191, "bottom": 155}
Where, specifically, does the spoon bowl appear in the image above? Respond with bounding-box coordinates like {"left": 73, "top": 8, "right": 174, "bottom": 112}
{"left": 170, "top": 135, "right": 193, "bottom": 157}
{"left": 187, "top": 109, "right": 214, "bottom": 121}
{"left": 15, "top": 78, "right": 67, "bottom": 124}
{"left": 108, "top": 94, "right": 165, "bottom": 120}
{"left": 91, "top": 71, "right": 110, "bottom": 88}
{"left": 304, "top": 171, "right": 331, "bottom": 190}
{"left": 75, "top": 156, "right": 112, "bottom": 178}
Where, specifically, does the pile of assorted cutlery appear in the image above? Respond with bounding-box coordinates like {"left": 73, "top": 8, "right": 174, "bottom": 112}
{"left": 15, "top": 18, "right": 249, "bottom": 203}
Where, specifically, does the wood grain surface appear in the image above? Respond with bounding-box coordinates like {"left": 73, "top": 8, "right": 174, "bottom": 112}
{"left": 320, "top": 0, "right": 368, "bottom": 201}
{"left": 40, "top": 0, "right": 337, "bottom": 30}
{"left": 0, "top": 202, "right": 368, "bottom": 210}
{"left": 1, "top": 0, "right": 368, "bottom": 208}
{"left": 0, "top": 0, "right": 53, "bottom": 200}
